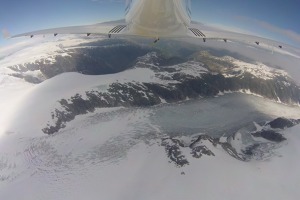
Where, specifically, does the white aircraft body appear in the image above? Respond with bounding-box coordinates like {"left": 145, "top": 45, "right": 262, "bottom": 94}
{"left": 12, "top": 0, "right": 285, "bottom": 49}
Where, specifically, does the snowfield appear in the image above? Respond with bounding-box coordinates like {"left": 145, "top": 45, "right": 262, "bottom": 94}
{"left": 1, "top": 72, "right": 300, "bottom": 199}
{"left": 0, "top": 35, "right": 100, "bottom": 68}
{"left": 1, "top": 104, "right": 300, "bottom": 200}
{"left": 1, "top": 36, "right": 300, "bottom": 200}
{"left": 221, "top": 56, "right": 289, "bottom": 80}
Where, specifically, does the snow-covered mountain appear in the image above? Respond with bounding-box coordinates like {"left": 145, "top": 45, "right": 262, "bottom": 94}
{"left": 1, "top": 36, "right": 300, "bottom": 200}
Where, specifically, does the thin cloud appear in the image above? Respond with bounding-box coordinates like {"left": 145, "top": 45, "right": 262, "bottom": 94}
{"left": 236, "top": 16, "right": 300, "bottom": 44}
{"left": 258, "top": 21, "right": 300, "bottom": 43}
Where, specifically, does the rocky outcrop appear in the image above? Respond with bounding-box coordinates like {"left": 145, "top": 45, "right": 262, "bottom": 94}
{"left": 161, "top": 134, "right": 246, "bottom": 167}
{"left": 8, "top": 40, "right": 299, "bottom": 135}
{"left": 252, "top": 130, "right": 287, "bottom": 142}
{"left": 8, "top": 40, "right": 152, "bottom": 79}
{"left": 266, "top": 117, "right": 300, "bottom": 129}
{"left": 43, "top": 64, "right": 300, "bottom": 134}
{"left": 161, "top": 138, "right": 189, "bottom": 167}
{"left": 42, "top": 83, "right": 162, "bottom": 134}
{"left": 160, "top": 117, "right": 299, "bottom": 166}
{"left": 237, "top": 117, "right": 300, "bottom": 160}
{"left": 249, "top": 118, "right": 300, "bottom": 143}
{"left": 9, "top": 73, "right": 44, "bottom": 84}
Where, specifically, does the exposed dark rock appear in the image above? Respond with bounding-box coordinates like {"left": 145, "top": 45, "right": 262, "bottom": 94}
{"left": 189, "top": 135, "right": 219, "bottom": 148}
{"left": 161, "top": 138, "right": 189, "bottom": 167}
{"left": 8, "top": 40, "right": 152, "bottom": 79}
{"left": 160, "top": 117, "right": 298, "bottom": 164}
{"left": 241, "top": 142, "right": 279, "bottom": 161}
{"left": 190, "top": 135, "right": 245, "bottom": 160}
{"left": 252, "top": 130, "right": 286, "bottom": 142}
{"left": 267, "top": 117, "right": 298, "bottom": 129}
{"left": 238, "top": 117, "right": 299, "bottom": 161}
{"left": 9, "top": 40, "right": 300, "bottom": 108}
{"left": 242, "top": 144, "right": 260, "bottom": 156}
{"left": 220, "top": 142, "right": 245, "bottom": 161}
{"left": 191, "top": 145, "right": 215, "bottom": 158}
{"left": 26, "top": 41, "right": 299, "bottom": 134}
{"left": 9, "top": 73, "right": 43, "bottom": 84}
{"left": 43, "top": 65, "right": 300, "bottom": 134}
{"left": 161, "top": 134, "right": 247, "bottom": 166}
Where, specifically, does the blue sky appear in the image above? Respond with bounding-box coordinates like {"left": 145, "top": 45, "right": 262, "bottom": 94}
{"left": 1, "top": 0, "right": 300, "bottom": 48}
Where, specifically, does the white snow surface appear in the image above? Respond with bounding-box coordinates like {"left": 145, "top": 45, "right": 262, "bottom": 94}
{"left": 0, "top": 67, "right": 164, "bottom": 137}
{"left": 1, "top": 106, "right": 300, "bottom": 200}
{"left": 0, "top": 36, "right": 100, "bottom": 68}
{"left": 1, "top": 69, "right": 300, "bottom": 199}
{"left": 1, "top": 37, "right": 300, "bottom": 200}
{"left": 0, "top": 75, "right": 33, "bottom": 137}
{"left": 220, "top": 56, "right": 289, "bottom": 80}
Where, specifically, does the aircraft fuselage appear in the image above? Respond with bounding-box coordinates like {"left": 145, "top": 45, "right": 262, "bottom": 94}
{"left": 125, "top": 0, "right": 191, "bottom": 38}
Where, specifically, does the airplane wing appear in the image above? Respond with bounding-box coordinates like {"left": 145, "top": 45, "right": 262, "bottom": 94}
{"left": 11, "top": 19, "right": 295, "bottom": 56}
{"left": 11, "top": 21, "right": 128, "bottom": 38}
{"left": 188, "top": 22, "right": 286, "bottom": 50}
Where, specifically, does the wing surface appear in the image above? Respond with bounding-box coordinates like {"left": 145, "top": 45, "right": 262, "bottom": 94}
{"left": 11, "top": 21, "right": 128, "bottom": 38}
{"left": 189, "top": 22, "right": 286, "bottom": 50}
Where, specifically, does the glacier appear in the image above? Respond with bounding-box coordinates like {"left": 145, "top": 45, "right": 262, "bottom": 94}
{"left": 1, "top": 36, "right": 300, "bottom": 200}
